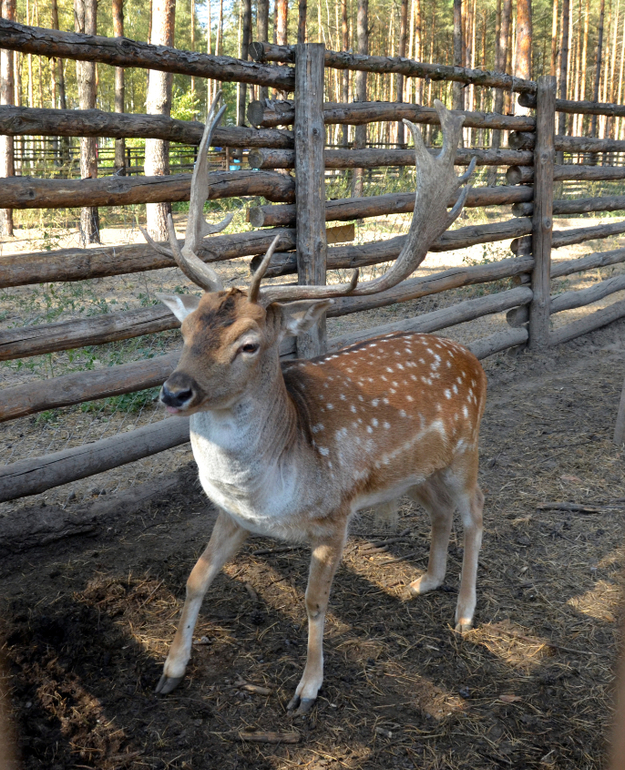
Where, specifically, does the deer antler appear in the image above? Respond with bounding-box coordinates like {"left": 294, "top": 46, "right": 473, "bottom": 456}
{"left": 141, "top": 91, "right": 233, "bottom": 292}
{"left": 254, "top": 100, "right": 475, "bottom": 305}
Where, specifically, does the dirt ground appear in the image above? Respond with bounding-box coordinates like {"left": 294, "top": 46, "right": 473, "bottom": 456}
{"left": 1, "top": 310, "right": 625, "bottom": 769}
{"left": 2, "top": 209, "right": 625, "bottom": 768}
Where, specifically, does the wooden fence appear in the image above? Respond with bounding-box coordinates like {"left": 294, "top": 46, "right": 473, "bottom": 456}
{"left": 2, "top": 20, "right": 625, "bottom": 502}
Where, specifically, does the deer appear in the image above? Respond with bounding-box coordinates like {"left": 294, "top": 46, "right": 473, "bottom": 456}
{"left": 142, "top": 93, "right": 486, "bottom": 715}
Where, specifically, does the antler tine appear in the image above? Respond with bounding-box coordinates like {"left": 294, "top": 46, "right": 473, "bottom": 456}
{"left": 167, "top": 214, "right": 223, "bottom": 292}
{"left": 184, "top": 91, "right": 231, "bottom": 259}
{"left": 248, "top": 234, "right": 281, "bottom": 303}
{"left": 257, "top": 269, "right": 359, "bottom": 305}
{"left": 138, "top": 224, "right": 175, "bottom": 258}
{"left": 256, "top": 101, "right": 472, "bottom": 304}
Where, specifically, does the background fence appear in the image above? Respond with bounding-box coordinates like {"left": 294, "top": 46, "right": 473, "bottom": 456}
{"left": 2, "top": 20, "right": 625, "bottom": 506}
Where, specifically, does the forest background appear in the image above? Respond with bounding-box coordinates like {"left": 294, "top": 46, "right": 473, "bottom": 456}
{"left": 3, "top": 0, "right": 622, "bottom": 135}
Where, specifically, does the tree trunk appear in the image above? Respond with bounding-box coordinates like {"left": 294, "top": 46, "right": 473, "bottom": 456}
{"left": 112, "top": 0, "right": 125, "bottom": 175}
{"left": 396, "top": 0, "right": 408, "bottom": 148}
{"left": 550, "top": 0, "right": 559, "bottom": 76}
{"left": 297, "top": 0, "right": 306, "bottom": 45}
{"left": 276, "top": 0, "right": 287, "bottom": 44}
{"left": 489, "top": 0, "right": 511, "bottom": 184}
{"left": 591, "top": 0, "right": 606, "bottom": 139}
{"left": 515, "top": 0, "right": 532, "bottom": 116}
{"left": 257, "top": 0, "right": 269, "bottom": 102}
{"left": 0, "top": 0, "right": 15, "bottom": 237}
{"left": 237, "top": 0, "right": 252, "bottom": 125}
{"left": 190, "top": 0, "right": 195, "bottom": 93}
{"left": 453, "top": 0, "right": 464, "bottom": 110}
{"left": 75, "top": 0, "right": 100, "bottom": 245}
{"left": 145, "top": 0, "right": 175, "bottom": 241}
{"left": 341, "top": 0, "right": 349, "bottom": 147}
{"left": 352, "top": 0, "right": 368, "bottom": 197}
{"left": 413, "top": 0, "right": 422, "bottom": 103}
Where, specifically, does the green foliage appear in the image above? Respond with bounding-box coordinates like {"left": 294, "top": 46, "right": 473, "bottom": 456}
{"left": 172, "top": 88, "right": 202, "bottom": 122}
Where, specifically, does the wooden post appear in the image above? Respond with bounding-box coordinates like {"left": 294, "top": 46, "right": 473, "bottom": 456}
{"left": 528, "top": 75, "right": 556, "bottom": 350}
{"left": 294, "top": 43, "right": 327, "bottom": 358}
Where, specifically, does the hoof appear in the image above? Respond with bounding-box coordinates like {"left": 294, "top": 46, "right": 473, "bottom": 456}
{"left": 287, "top": 694, "right": 316, "bottom": 716}
{"left": 409, "top": 574, "right": 442, "bottom": 596}
{"left": 454, "top": 619, "right": 473, "bottom": 633}
{"left": 155, "top": 674, "right": 184, "bottom": 695}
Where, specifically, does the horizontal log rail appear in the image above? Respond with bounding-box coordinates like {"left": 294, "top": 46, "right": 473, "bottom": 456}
{"left": 513, "top": 195, "right": 625, "bottom": 218}
{"left": 329, "top": 285, "right": 534, "bottom": 349}
{"left": 0, "top": 352, "right": 179, "bottom": 423}
{"left": 0, "top": 306, "right": 180, "bottom": 361}
{"left": 511, "top": 221, "right": 625, "bottom": 255}
{"left": 0, "top": 105, "right": 295, "bottom": 148}
{"left": 510, "top": 131, "right": 625, "bottom": 153}
{"left": 507, "top": 164, "right": 625, "bottom": 185}
{"left": 249, "top": 42, "right": 536, "bottom": 94}
{"left": 0, "top": 227, "right": 299, "bottom": 288}
{"left": 3, "top": 247, "right": 536, "bottom": 361}
{"left": 0, "top": 416, "right": 191, "bottom": 504}
{"left": 550, "top": 273, "right": 625, "bottom": 314}
{"left": 519, "top": 91, "right": 625, "bottom": 117}
{"left": 0, "top": 19, "right": 295, "bottom": 90}
{"left": 550, "top": 298, "right": 625, "bottom": 346}
{"left": 328, "top": 256, "right": 535, "bottom": 316}
{"left": 247, "top": 99, "right": 536, "bottom": 131}
{"left": 551, "top": 247, "right": 625, "bottom": 277}
{"left": 249, "top": 185, "right": 533, "bottom": 227}
{"left": 254, "top": 218, "right": 533, "bottom": 277}
{"left": 0, "top": 169, "right": 295, "bottom": 210}
{"left": 0, "top": 222, "right": 352, "bottom": 290}
{"left": 0, "top": 324, "right": 530, "bottom": 502}
{"left": 249, "top": 146, "right": 533, "bottom": 170}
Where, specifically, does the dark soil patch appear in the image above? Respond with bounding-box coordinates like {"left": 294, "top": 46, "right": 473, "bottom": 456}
{"left": 1, "top": 322, "right": 625, "bottom": 770}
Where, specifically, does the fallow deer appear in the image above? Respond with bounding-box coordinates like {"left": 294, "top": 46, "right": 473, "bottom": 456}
{"left": 143, "top": 94, "right": 486, "bottom": 715}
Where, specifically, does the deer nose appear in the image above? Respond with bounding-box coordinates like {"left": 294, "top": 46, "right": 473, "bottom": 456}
{"left": 161, "top": 381, "right": 194, "bottom": 409}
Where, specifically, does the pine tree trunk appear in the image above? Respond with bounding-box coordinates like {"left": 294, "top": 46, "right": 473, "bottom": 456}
{"left": 144, "top": 0, "right": 175, "bottom": 241}
{"left": 550, "top": 0, "right": 559, "bottom": 76}
{"left": 591, "top": 0, "right": 606, "bottom": 140}
{"left": 396, "top": 0, "right": 408, "bottom": 148}
{"left": 0, "top": 0, "right": 15, "bottom": 236}
{"left": 75, "top": 0, "right": 100, "bottom": 245}
{"left": 352, "top": 0, "right": 368, "bottom": 197}
{"left": 453, "top": 0, "right": 464, "bottom": 110}
{"left": 237, "top": 0, "right": 252, "bottom": 125}
{"left": 515, "top": 0, "right": 532, "bottom": 116}
{"left": 341, "top": 0, "right": 349, "bottom": 147}
{"left": 413, "top": 0, "right": 422, "bottom": 103}
{"left": 113, "top": 0, "right": 125, "bottom": 175}
{"left": 257, "top": 0, "right": 270, "bottom": 101}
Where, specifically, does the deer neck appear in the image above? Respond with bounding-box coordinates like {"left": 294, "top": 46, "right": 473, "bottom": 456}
{"left": 188, "top": 348, "right": 316, "bottom": 534}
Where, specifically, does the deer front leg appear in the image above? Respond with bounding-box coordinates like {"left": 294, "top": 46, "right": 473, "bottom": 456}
{"left": 156, "top": 510, "right": 248, "bottom": 694}
{"left": 287, "top": 525, "right": 347, "bottom": 716}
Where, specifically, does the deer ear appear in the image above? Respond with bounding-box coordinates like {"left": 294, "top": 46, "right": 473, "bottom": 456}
{"left": 157, "top": 292, "right": 201, "bottom": 322}
{"left": 276, "top": 300, "right": 332, "bottom": 336}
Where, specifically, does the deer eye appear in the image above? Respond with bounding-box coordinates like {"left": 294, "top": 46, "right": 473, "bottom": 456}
{"left": 240, "top": 342, "right": 260, "bottom": 355}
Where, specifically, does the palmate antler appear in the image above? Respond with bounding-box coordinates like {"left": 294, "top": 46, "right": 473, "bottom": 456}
{"left": 254, "top": 100, "right": 475, "bottom": 304}
{"left": 144, "top": 98, "right": 474, "bottom": 307}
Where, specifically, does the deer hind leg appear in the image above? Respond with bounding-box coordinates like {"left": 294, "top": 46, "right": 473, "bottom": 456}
{"left": 452, "top": 481, "right": 484, "bottom": 632}
{"left": 406, "top": 476, "right": 455, "bottom": 597}
{"left": 287, "top": 523, "right": 347, "bottom": 716}
{"left": 156, "top": 509, "right": 248, "bottom": 694}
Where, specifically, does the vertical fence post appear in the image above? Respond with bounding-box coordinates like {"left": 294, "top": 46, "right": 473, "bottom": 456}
{"left": 528, "top": 75, "right": 556, "bottom": 350}
{"left": 294, "top": 42, "right": 327, "bottom": 358}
